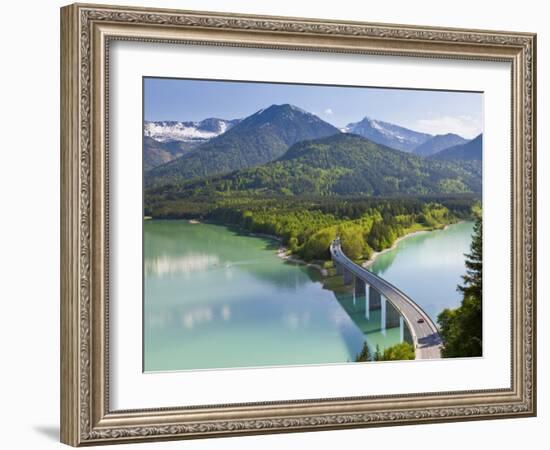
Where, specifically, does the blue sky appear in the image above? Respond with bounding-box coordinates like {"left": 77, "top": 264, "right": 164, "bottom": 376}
{"left": 144, "top": 77, "right": 483, "bottom": 139}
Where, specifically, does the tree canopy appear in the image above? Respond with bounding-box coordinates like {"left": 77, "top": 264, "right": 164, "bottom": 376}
{"left": 355, "top": 342, "right": 415, "bottom": 362}
{"left": 437, "top": 211, "right": 482, "bottom": 357}
{"left": 145, "top": 195, "right": 478, "bottom": 263}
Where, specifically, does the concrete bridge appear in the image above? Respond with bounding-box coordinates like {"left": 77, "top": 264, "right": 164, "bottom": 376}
{"left": 330, "top": 238, "right": 442, "bottom": 360}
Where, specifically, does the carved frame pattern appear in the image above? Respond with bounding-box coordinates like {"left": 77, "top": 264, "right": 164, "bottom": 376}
{"left": 60, "top": 3, "right": 536, "bottom": 446}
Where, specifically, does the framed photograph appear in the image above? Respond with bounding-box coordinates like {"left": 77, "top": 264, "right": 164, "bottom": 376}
{"left": 60, "top": 3, "right": 537, "bottom": 446}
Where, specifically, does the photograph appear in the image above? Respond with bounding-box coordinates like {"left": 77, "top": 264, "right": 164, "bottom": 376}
{"left": 142, "top": 78, "right": 484, "bottom": 372}
{"left": 56, "top": 2, "right": 537, "bottom": 446}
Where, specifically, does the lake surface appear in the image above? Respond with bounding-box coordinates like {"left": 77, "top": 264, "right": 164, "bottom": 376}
{"left": 369, "top": 221, "right": 474, "bottom": 322}
{"left": 143, "top": 220, "right": 473, "bottom": 371}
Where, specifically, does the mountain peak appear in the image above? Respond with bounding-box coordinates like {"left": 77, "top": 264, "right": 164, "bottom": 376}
{"left": 253, "top": 103, "right": 310, "bottom": 117}
{"left": 146, "top": 103, "right": 340, "bottom": 184}
{"left": 280, "top": 133, "right": 394, "bottom": 162}
{"left": 412, "top": 132, "right": 468, "bottom": 157}
{"left": 343, "top": 117, "right": 431, "bottom": 152}
{"left": 429, "top": 133, "right": 482, "bottom": 161}
{"left": 236, "top": 103, "right": 337, "bottom": 133}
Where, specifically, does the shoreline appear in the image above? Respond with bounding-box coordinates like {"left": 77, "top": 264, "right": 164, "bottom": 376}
{"left": 187, "top": 219, "right": 327, "bottom": 276}
{"left": 362, "top": 221, "right": 464, "bottom": 269}
{"left": 276, "top": 248, "right": 328, "bottom": 276}
{"left": 178, "top": 217, "right": 463, "bottom": 277}
{"left": 361, "top": 229, "right": 429, "bottom": 269}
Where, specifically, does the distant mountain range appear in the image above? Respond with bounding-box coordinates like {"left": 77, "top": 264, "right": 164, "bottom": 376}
{"left": 146, "top": 104, "right": 340, "bottom": 185}
{"left": 144, "top": 104, "right": 482, "bottom": 199}
{"left": 412, "top": 133, "right": 468, "bottom": 157}
{"left": 143, "top": 118, "right": 241, "bottom": 170}
{"left": 158, "top": 133, "right": 481, "bottom": 198}
{"left": 429, "top": 134, "right": 483, "bottom": 161}
{"left": 143, "top": 137, "right": 185, "bottom": 171}
{"left": 342, "top": 117, "right": 432, "bottom": 153}
{"left": 144, "top": 118, "right": 240, "bottom": 142}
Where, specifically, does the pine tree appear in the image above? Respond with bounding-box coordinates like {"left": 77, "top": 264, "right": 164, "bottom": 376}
{"left": 458, "top": 214, "right": 482, "bottom": 300}
{"left": 355, "top": 342, "right": 371, "bottom": 362}
{"left": 437, "top": 213, "right": 483, "bottom": 357}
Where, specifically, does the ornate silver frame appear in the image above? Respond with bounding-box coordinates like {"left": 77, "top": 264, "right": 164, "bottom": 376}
{"left": 60, "top": 3, "right": 536, "bottom": 446}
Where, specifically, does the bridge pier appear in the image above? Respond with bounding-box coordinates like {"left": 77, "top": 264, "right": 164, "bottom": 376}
{"left": 385, "top": 301, "right": 401, "bottom": 328}
{"left": 369, "top": 287, "right": 381, "bottom": 309}
{"left": 381, "top": 296, "right": 387, "bottom": 335}
{"left": 355, "top": 276, "right": 365, "bottom": 294}
{"left": 330, "top": 239, "right": 441, "bottom": 359}
{"left": 403, "top": 321, "right": 413, "bottom": 346}
{"left": 365, "top": 282, "right": 370, "bottom": 319}
{"left": 343, "top": 268, "right": 353, "bottom": 285}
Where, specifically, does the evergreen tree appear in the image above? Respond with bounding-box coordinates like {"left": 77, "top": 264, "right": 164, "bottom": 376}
{"left": 438, "top": 213, "right": 482, "bottom": 357}
{"left": 458, "top": 215, "right": 482, "bottom": 300}
{"left": 355, "top": 342, "right": 370, "bottom": 362}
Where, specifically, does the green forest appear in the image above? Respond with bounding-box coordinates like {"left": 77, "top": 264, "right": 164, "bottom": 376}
{"left": 145, "top": 193, "right": 479, "bottom": 263}
{"left": 145, "top": 191, "right": 482, "bottom": 361}
{"left": 144, "top": 113, "right": 482, "bottom": 268}
{"left": 355, "top": 342, "right": 415, "bottom": 362}
{"left": 146, "top": 133, "right": 482, "bottom": 197}
{"left": 143, "top": 101, "right": 484, "bottom": 362}
{"left": 437, "top": 210, "right": 483, "bottom": 357}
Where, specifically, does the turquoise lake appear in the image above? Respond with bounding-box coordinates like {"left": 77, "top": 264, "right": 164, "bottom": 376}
{"left": 143, "top": 220, "right": 474, "bottom": 371}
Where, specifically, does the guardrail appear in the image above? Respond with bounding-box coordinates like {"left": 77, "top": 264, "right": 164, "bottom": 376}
{"left": 330, "top": 239, "right": 440, "bottom": 355}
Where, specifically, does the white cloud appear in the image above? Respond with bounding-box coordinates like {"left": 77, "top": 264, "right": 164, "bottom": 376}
{"left": 323, "top": 108, "right": 334, "bottom": 115}
{"left": 411, "top": 115, "right": 482, "bottom": 139}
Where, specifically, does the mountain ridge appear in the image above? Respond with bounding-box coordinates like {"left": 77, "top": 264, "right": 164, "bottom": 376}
{"left": 429, "top": 134, "right": 483, "bottom": 161}
{"left": 144, "top": 118, "right": 240, "bottom": 142}
{"left": 144, "top": 118, "right": 241, "bottom": 170}
{"left": 152, "top": 133, "right": 482, "bottom": 199}
{"left": 343, "top": 117, "right": 432, "bottom": 152}
{"left": 412, "top": 133, "right": 468, "bottom": 157}
{"left": 145, "top": 104, "right": 341, "bottom": 184}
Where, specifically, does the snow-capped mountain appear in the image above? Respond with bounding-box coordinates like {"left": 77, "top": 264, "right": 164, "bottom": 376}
{"left": 144, "top": 118, "right": 241, "bottom": 143}
{"left": 146, "top": 104, "right": 340, "bottom": 182}
{"left": 143, "top": 118, "right": 241, "bottom": 171}
{"left": 342, "top": 117, "right": 432, "bottom": 152}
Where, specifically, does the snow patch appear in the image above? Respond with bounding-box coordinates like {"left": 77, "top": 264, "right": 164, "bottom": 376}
{"left": 144, "top": 118, "right": 237, "bottom": 143}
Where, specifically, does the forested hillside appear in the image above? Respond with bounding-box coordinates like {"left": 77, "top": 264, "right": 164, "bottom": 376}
{"left": 430, "top": 134, "right": 483, "bottom": 161}
{"left": 146, "top": 104, "right": 340, "bottom": 184}
{"left": 147, "top": 133, "right": 481, "bottom": 200}
{"left": 143, "top": 105, "right": 482, "bottom": 264}
{"left": 145, "top": 192, "right": 478, "bottom": 263}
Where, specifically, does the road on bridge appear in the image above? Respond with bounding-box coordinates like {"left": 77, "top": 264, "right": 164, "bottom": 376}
{"left": 330, "top": 239, "right": 442, "bottom": 360}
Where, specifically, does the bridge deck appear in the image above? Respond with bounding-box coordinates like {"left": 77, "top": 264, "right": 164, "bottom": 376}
{"left": 330, "top": 240, "right": 441, "bottom": 360}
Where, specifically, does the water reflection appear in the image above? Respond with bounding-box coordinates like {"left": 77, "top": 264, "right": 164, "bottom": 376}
{"left": 221, "top": 305, "right": 231, "bottom": 321}
{"left": 143, "top": 220, "right": 472, "bottom": 371}
{"left": 145, "top": 253, "right": 220, "bottom": 276}
{"left": 144, "top": 221, "right": 367, "bottom": 371}
{"left": 145, "top": 222, "right": 315, "bottom": 290}
{"left": 332, "top": 286, "right": 407, "bottom": 354}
